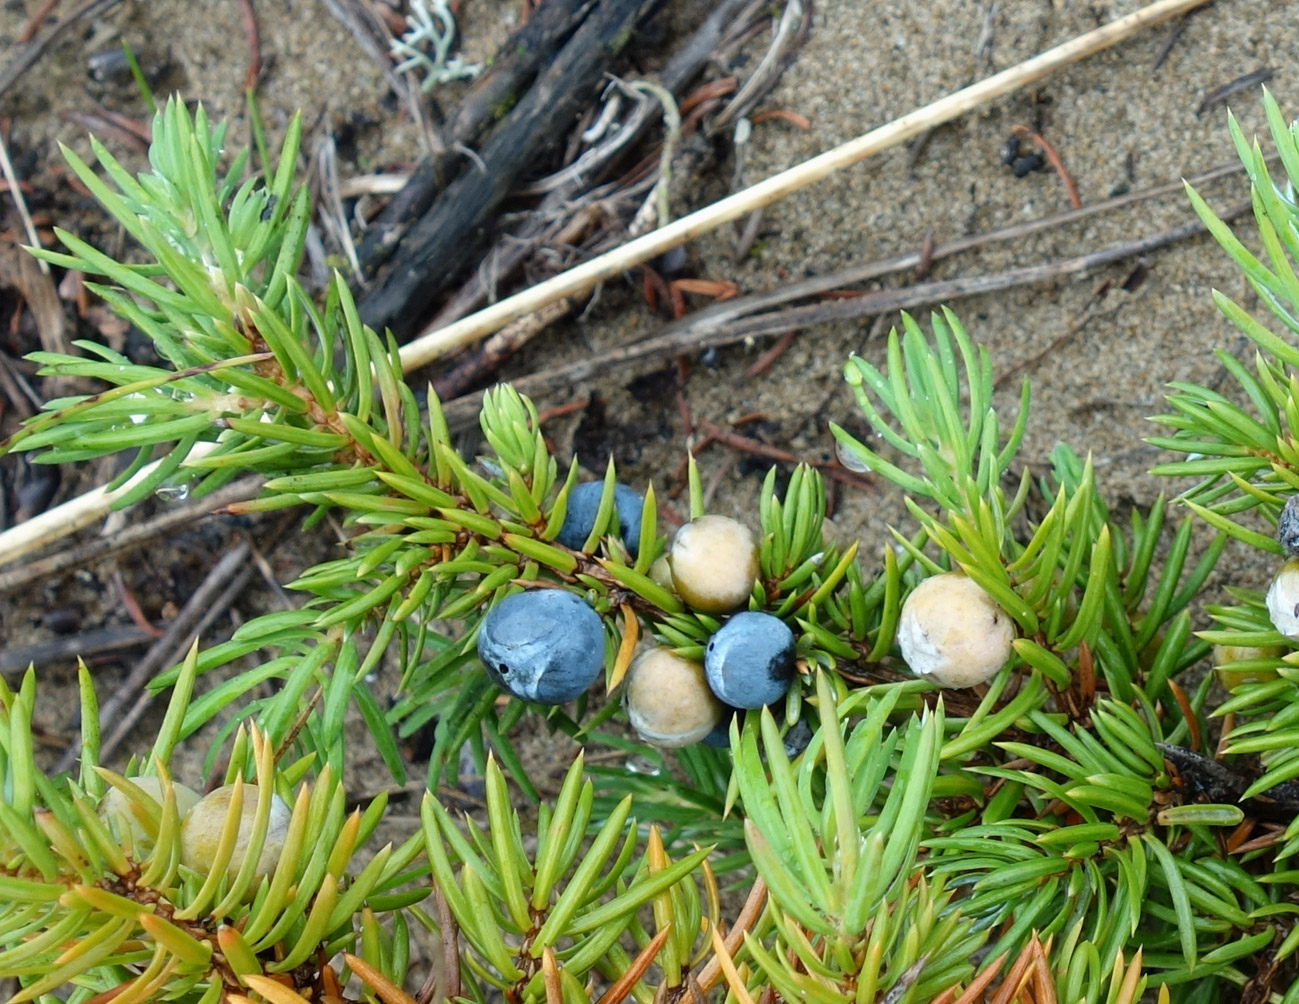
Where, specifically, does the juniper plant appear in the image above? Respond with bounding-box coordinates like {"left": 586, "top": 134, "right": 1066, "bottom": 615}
{"left": 4, "top": 88, "right": 1299, "bottom": 1004}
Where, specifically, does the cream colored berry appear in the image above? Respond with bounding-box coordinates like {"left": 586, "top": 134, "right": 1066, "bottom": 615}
{"left": 897, "top": 572, "right": 1015, "bottom": 688}
{"left": 98, "top": 776, "right": 201, "bottom": 856}
{"left": 180, "top": 784, "right": 290, "bottom": 880}
{"left": 649, "top": 555, "right": 676, "bottom": 593}
{"left": 1213, "top": 643, "right": 1283, "bottom": 687}
{"left": 625, "top": 647, "right": 724, "bottom": 748}
{"left": 669, "top": 515, "right": 759, "bottom": 614}
{"left": 1267, "top": 558, "right": 1299, "bottom": 640}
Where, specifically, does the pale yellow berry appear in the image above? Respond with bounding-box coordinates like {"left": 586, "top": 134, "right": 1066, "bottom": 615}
{"left": 897, "top": 572, "right": 1015, "bottom": 688}
{"left": 180, "top": 784, "right": 290, "bottom": 880}
{"left": 669, "top": 515, "right": 759, "bottom": 614}
{"left": 649, "top": 555, "right": 676, "bottom": 593}
{"left": 625, "top": 647, "right": 724, "bottom": 748}
{"left": 1213, "top": 643, "right": 1284, "bottom": 687}
{"left": 98, "top": 776, "right": 201, "bottom": 857}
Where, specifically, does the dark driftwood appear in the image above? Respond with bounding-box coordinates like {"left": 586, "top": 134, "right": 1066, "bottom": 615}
{"left": 355, "top": 0, "right": 596, "bottom": 278}
{"left": 425, "top": 0, "right": 757, "bottom": 396}
{"left": 0, "top": 624, "right": 155, "bottom": 675}
{"left": 359, "top": 0, "right": 657, "bottom": 341}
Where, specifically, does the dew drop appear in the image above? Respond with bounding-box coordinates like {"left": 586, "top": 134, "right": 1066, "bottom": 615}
{"left": 155, "top": 483, "right": 190, "bottom": 503}
{"left": 835, "top": 440, "right": 872, "bottom": 474}
{"left": 624, "top": 755, "right": 661, "bottom": 777}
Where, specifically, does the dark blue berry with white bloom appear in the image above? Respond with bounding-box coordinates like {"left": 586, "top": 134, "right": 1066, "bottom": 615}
{"left": 701, "top": 709, "right": 736, "bottom": 748}
{"left": 477, "top": 590, "right": 605, "bottom": 703}
{"left": 556, "top": 481, "right": 644, "bottom": 557}
{"left": 704, "top": 611, "right": 796, "bottom": 708}
{"left": 782, "top": 719, "right": 813, "bottom": 759}
{"left": 1280, "top": 495, "right": 1299, "bottom": 557}
{"left": 701, "top": 711, "right": 810, "bottom": 757}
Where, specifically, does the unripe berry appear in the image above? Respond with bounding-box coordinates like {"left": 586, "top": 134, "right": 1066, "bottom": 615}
{"left": 98, "top": 776, "right": 201, "bottom": 857}
{"left": 649, "top": 555, "right": 676, "bottom": 593}
{"left": 625, "top": 647, "right": 724, "bottom": 748}
{"left": 669, "top": 515, "right": 759, "bottom": 614}
{"left": 897, "top": 572, "right": 1015, "bottom": 688}
{"left": 180, "top": 784, "right": 290, "bottom": 880}
{"left": 1213, "top": 643, "right": 1283, "bottom": 688}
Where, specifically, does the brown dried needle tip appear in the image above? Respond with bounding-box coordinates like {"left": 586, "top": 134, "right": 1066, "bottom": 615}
{"left": 541, "top": 947, "right": 562, "bottom": 1004}
{"left": 1013, "top": 125, "right": 1082, "bottom": 208}
{"left": 239, "top": 0, "right": 261, "bottom": 93}
{"left": 343, "top": 954, "right": 418, "bottom": 1004}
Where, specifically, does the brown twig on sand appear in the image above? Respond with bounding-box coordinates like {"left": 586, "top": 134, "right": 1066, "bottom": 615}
{"left": 749, "top": 108, "right": 811, "bottom": 130}
{"left": 61, "top": 539, "right": 255, "bottom": 770}
{"left": 61, "top": 111, "right": 149, "bottom": 153}
{"left": 0, "top": 225, "right": 66, "bottom": 353}
{"left": 0, "top": 0, "right": 123, "bottom": 100}
{"left": 536, "top": 397, "right": 593, "bottom": 425}
{"left": 697, "top": 421, "right": 874, "bottom": 491}
{"left": 111, "top": 567, "right": 163, "bottom": 639}
{"left": 741, "top": 329, "right": 798, "bottom": 380}
{"left": 439, "top": 201, "right": 1249, "bottom": 431}
{"left": 79, "top": 101, "right": 153, "bottom": 144}
{"left": 1196, "top": 67, "right": 1274, "bottom": 118}
{"left": 681, "top": 77, "right": 741, "bottom": 118}
{"left": 1012, "top": 124, "right": 1081, "bottom": 209}
{"left": 239, "top": 0, "right": 261, "bottom": 93}
{"left": 1150, "top": 7, "right": 1201, "bottom": 72}
{"left": 0, "top": 624, "right": 155, "bottom": 675}
{"left": 914, "top": 227, "right": 935, "bottom": 281}
{"left": 17, "top": 0, "right": 63, "bottom": 43}
{"left": 0, "top": 349, "right": 40, "bottom": 421}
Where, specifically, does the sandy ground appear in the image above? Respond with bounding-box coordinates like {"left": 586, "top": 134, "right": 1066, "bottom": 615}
{"left": 0, "top": 0, "right": 1294, "bottom": 810}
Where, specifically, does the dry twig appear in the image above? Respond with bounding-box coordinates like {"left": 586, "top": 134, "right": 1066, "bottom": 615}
{"left": 17, "top": 0, "right": 63, "bottom": 43}
{"left": 0, "top": 441, "right": 221, "bottom": 568}
{"left": 0, "top": 477, "right": 261, "bottom": 595}
{"left": 0, "top": 131, "right": 46, "bottom": 273}
{"left": 239, "top": 0, "right": 261, "bottom": 93}
{"left": 60, "top": 539, "right": 255, "bottom": 770}
{"left": 1197, "top": 67, "right": 1273, "bottom": 117}
{"left": 398, "top": 0, "right": 1210, "bottom": 372}
{"left": 0, "top": 624, "right": 155, "bottom": 675}
{"left": 1012, "top": 124, "right": 1081, "bottom": 209}
{"left": 439, "top": 201, "right": 1248, "bottom": 430}
{"left": 0, "top": 0, "right": 123, "bottom": 99}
